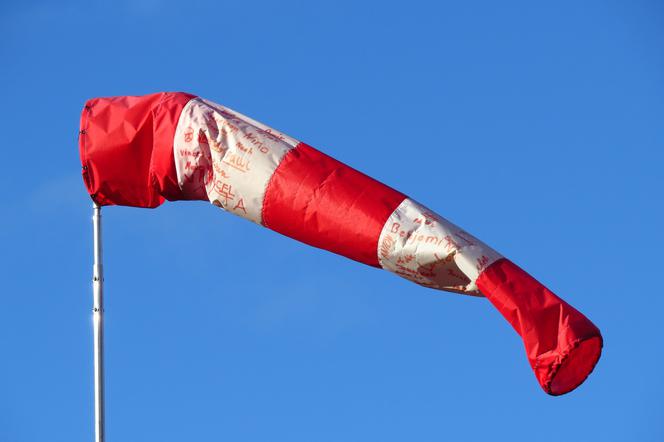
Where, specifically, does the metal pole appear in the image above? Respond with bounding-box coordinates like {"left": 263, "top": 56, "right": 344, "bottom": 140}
{"left": 92, "top": 203, "right": 105, "bottom": 442}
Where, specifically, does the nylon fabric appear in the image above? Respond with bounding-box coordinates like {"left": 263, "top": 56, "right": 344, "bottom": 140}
{"left": 476, "top": 258, "right": 602, "bottom": 395}
{"left": 262, "top": 143, "right": 406, "bottom": 267}
{"left": 173, "top": 98, "right": 296, "bottom": 224}
{"left": 77, "top": 92, "right": 603, "bottom": 395}
{"left": 79, "top": 92, "right": 195, "bottom": 207}
{"left": 377, "top": 198, "right": 502, "bottom": 295}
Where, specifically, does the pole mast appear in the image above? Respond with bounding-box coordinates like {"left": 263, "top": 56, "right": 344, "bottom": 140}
{"left": 92, "top": 203, "right": 106, "bottom": 442}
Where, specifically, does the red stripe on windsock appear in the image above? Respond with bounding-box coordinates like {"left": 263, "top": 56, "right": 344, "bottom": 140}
{"left": 262, "top": 143, "right": 406, "bottom": 267}
{"left": 79, "top": 92, "right": 195, "bottom": 207}
{"left": 476, "top": 258, "right": 603, "bottom": 395}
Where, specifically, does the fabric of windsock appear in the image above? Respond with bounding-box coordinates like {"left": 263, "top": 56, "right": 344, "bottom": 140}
{"left": 79, "top": 92, "right": 603, "bottom": 395}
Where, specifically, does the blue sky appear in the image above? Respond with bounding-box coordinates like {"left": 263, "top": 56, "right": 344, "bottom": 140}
{"left": 1, "top": 0, "right": 663, "bottom": 440}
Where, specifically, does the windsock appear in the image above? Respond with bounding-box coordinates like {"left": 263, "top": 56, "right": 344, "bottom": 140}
{"left": 79, "top": 92, "right": 602, "bottom": 395}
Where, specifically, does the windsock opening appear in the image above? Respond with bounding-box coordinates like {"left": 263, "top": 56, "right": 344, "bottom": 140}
{"left": 547, "top": 335, "right": 602, "bottom": 395}
{"left": 78, "top": 92, "right": 196, "bottom": 207}
{"left": 477, "top": 258, "right": 602, "bottom": 395}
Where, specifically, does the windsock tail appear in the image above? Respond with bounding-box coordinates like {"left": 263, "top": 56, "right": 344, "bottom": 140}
{"left": 477, "top": 259, "right": 603, "bottom": 395}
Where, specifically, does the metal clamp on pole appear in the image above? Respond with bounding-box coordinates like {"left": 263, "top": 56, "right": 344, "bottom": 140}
{"left": 92, "top": 203, "right": 105, "bottom": 442}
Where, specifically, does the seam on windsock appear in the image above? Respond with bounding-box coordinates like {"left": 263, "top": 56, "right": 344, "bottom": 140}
{"left": 248, "top": 137, "right": 297, "bottom": 227}
{"left": 79, "top": 101, "right": 94, "bottom": 199}
{"left": 206, "top": 101, "right": 295, "bottom": 223}
{"left": 259, "top": 143, "right": 406, "bottom": 267}
{"left": 148, "top": 93, "right": 169, "bottom": 198}
{"left": 172, "top": 97, "right": 212, "bottom": 200}
{"left": 174, "top": 98, "right": 296, "bottom": 223}
{"left": 261, "top": 143, "right": 299, "bottom": 228}
{"left": 151, "top": 93, "right": 198, "bottom": 202}
{"left": 171, "top": 97, "right": 199, "bottom": 188}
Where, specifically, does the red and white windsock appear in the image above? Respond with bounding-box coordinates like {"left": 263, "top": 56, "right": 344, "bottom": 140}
{"left": 79, "top": 92, "right": 602, "bottom": 395}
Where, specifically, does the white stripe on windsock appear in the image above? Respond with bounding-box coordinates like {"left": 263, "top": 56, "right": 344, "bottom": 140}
{"left": 174, "top": 98, "right": 298, "bottom": 224}
{"left": 377, "top": 198, "right": 502, "bottom": 295}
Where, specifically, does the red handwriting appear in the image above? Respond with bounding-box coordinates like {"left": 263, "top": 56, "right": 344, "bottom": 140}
{"left": 236, "top": 141, "right": 253, "bottom": 155}
{"left": 413, "top": 211, "right": 437, "bottom": 226}
{"left": 221, "top": 120, "right": 239, "bottom": 134}
{"left": 397, "top": 254, "right": 415, "bottom": 264}
{"left": 417, "top": 262, "right": 436, "bottom": 277}
{"left": 407, "top": 234, "right": 446, "bottom": 246}
{"left": 184, "top": 127, "right": 194, "bottom": 143}
{"left": 233, "top": 198, "right": 247, "bottom": 214}
{"left": 391, "top": 222, "right": 457, "bottom": 248}
{"left": 214, "top": 181, "right": 235, "bottom": 205}
{"left": 178, "top": 149, "right": 200, "bottom": 158}
{"left": 264, "top": 128, "right": 286, "bottom": 142}
{"left": 443, "top": 235, "right": 460, "bottom": 252}
{"left": 394, "top": 265, "right": 423, "bottom": 278}
{"left": 222, "top": 153, "right": 250, "bottom": 173}
{"left": 243, "top": 131, "right": 270, "bottom": 154}
{"left": 184, "top": 161, "right": 206, "bottom": 172}
{"left": 380, "top": 234, "right": 395, "bottom": 260}
{"left": 210, "top": 138, "right": 225, "bottom": 153}
{"left": 213, "top": 161, "right": 230, "bottom": 178}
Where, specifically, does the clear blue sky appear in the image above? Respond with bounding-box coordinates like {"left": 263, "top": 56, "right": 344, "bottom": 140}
{"left": 1, "top": 1, "right": 662, "bottom": 440}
